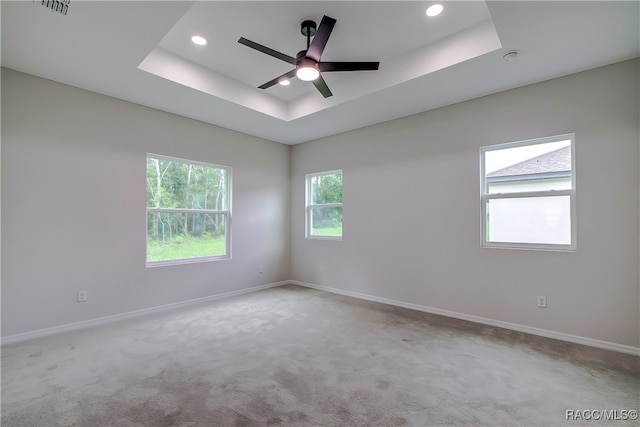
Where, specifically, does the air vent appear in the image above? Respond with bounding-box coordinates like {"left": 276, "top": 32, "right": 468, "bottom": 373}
{"left": 41, "top": 0, "right": 70, "bottom": 15}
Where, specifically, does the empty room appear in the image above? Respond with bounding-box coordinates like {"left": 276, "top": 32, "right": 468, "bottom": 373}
{"left": 1, "top": 1, "right": 639, "bottom": 426}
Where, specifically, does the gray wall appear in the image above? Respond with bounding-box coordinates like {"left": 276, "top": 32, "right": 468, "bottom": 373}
{"left": 1, "top": 68, "right": 291, "bottom": 336}
{"left": 3, "top": 60, "right": 639, "bottom": 349}
{"left": 291, "top": 60, "right": 640, "bottom": 348}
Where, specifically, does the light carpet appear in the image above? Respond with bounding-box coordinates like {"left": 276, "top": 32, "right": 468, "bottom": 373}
{"left": 1, "top": 285, "right": 638, "bottom": 426}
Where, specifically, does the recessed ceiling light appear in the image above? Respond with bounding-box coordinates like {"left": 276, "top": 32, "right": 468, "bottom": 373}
{"left": 426, "top": 4, "right": 443, "bottom": 17}
{"left": 279, "top": 79, "right": 291, "bottom": 86}
{"left": 191, "top": 35, "right": 207, "bottom": 46}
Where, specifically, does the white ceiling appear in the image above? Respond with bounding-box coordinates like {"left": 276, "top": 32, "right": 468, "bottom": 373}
{"left": 2, "top": 1, "right": 638, "bottom": 145}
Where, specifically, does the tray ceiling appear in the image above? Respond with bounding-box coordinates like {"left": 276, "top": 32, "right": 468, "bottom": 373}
{"left": 2, "top": 1, "right": 638, "bottom": 144}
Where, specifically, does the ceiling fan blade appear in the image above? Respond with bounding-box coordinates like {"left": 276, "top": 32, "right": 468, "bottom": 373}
{"left": 238, "top": 37, "right": 297, "bottom": 65}
{"left": 312, "top": 75, "right": 333, "bottom": 98}
{"left": 258, "top": 69, "right": 297, "bottom": 90}
{"left": 306, "top": 15, "right": 336, "bottom": 62}
{"left": 319, "top": 62, "right": 380, "bottom": 72}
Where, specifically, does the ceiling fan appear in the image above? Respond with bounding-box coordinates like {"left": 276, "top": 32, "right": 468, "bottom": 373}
{"left": 238, "top": 15, "right": 380, "bottom": 98}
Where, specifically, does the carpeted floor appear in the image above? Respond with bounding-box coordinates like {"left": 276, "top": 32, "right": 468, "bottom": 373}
{"left": 1, "top": 284, "right": 638, "bottom": 426}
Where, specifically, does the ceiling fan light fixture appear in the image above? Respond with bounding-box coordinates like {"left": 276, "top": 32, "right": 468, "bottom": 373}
{"left": 278, "top": 79, "right": 291, "bottom": 86}
{"left": 296, "top": 65, "right": 320, "bottom": 81}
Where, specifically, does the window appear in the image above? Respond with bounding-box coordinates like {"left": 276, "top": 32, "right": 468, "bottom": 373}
{"left": 146, "top": 154, "right": 231, "bottom": 266}
{"left": 306, "top": 170, "right": 343, "bottom": 239}
{"left": 481, "top": 134, "right": 575, "bottom": 250}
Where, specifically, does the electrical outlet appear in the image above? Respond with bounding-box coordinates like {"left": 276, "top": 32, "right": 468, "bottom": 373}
{"left": 537, "top": 295, "right": 547, "bottom": 308}
{"left": 77, "top": 290, "right": 87, "bottom": 303}
{"left": 259, "top": 265, "right": 264, "bottom": 274}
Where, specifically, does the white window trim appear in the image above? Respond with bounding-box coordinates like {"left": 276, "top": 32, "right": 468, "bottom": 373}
{"left": 306, "top": 170, "right": 343, "bottom": 240}
{"left": 480, "top": 134, "right": 576, "bottom": 251}
{"left": 146, "top": 154, "right": 232, "bottom": 267}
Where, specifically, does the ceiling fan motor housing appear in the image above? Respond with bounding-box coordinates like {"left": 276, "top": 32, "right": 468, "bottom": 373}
{"left": 297, "top": 50, "right": 317, "bottom": 65}
{"left": 298, "top": 57, "right": 318, "bottom": 69}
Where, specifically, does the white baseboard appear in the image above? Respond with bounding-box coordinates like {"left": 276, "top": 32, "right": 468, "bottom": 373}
{"left": 4, "top": 279, "right": 638, "bottom": 356}
{"left": 289, "top": 280, "right": 640, "bottom": 357}
{"left": 1, "top": 281, "right": 288, "bottom": 346}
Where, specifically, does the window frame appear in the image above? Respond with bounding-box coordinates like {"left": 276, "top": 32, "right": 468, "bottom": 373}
{"left": 480, "top": 134, "right": 576, "bottom": 251}
{"left": 146, "top": 154, "right": 232, "bottom": 267}
{"left": 305, "top": 170, "right": 343, "bottom": 240}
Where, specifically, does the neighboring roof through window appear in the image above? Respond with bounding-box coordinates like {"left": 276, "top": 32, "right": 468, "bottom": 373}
{"left": 486, "top": 145, "right": 571, "bottom": 183}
